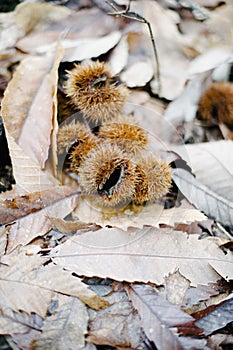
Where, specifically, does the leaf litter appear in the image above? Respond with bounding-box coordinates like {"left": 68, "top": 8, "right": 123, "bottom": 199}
{"left": 0, "top": 0, "right": 233, "bottom": 349}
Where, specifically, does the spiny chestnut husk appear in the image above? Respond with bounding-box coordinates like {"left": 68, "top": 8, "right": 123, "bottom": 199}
{"left": 78, "top": 142, "right": 138, "bottom": 207}
{"left": 98, "top": 115, "right": 148, "bottom": 156}
{"left": 133, "top": 154, "right": 172, "bottom": 205}
{"left": 197, "top": 82, "right": 233, "bottom": 128}
{"left": 64, "top": 61, "right": 128, "bottom": 122}
{"left": 57, "top": 121, "right": 99, "bottom": 170}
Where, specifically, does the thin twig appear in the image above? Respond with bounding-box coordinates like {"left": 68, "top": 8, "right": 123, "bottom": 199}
{"left": 105, "top": 0, "right": 161, "bottom": 94}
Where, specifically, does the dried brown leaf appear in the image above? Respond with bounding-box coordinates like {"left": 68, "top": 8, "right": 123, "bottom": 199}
{"left": 51, "top": 227, "right": 231, "bottom": 286}
{"left": 1, "top": 45, "right": 63, "bottom": 169}
{"left": 0, "top": 255, "right": 52, "bottom": 316}
{"left": 121, "top": 61, "right": 154, "bottom": 87}
{"left": 48, "top": 217, "right": 97, "bottom": 234}
{"left": 73, "top": 199, "right": 206, "bottom": 230}
{"left": 87, "top": 290, "right": 143, "bottom": 347}
{"left": 33, "top": 295, "right": 88, "bottom": 350}
{"left": 126, "top": 284, "right": 205, "bottom": 350}
{"left": 2, "top": 186, "right": 79, "bottom": 253}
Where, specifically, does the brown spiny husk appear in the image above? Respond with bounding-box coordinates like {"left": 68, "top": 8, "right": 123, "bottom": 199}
{"left": 133, "top": 154, "right": 172, "bottom": 205}
{"left": 78, "top": 142, "right": 137, "bottom": 207}
{"left": 98, "top": 115, "right": 148, "bottom": 155}
{"left": 57, "top": 120, "right": 90, "bottom": 154}
{"left": 197, "top": 82, "right": 233, "bottom": 128}
{"left": 64, "top": 61, "right": 128, "bottom": 122}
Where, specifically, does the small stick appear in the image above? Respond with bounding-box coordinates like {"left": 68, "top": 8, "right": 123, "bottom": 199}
{"left": 105, "top": 0, "right": 161, "bottom": 94}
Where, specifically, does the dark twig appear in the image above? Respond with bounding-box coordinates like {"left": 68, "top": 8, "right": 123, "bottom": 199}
{"left": 105, "top": 0, "right": 161, "bottom": 94}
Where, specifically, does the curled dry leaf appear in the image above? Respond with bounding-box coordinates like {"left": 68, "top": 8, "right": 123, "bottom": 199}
{"left": 48, "top": 217, "right": 98, "bottom": 234}
{"left": 51, "top": 227, "right": 232, "bottom": 286}
{"left": 33, "top": 295, "right": 88, "bottom": 350}
{"left": 1, "top": 45, "right": 63, "bottom": 171}
{"left": 73, "top": 199, "right": 206, "bottom": 231}
{"left": 1, "top": 186, "right": 79, "bottom": 253}
{"left": 0, "top": 309, "right": 42, "bottom": 335}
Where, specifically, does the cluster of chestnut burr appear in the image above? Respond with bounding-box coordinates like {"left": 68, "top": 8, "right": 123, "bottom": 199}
{"left": 57, "top": 61, "right": 172, "bottom": 208}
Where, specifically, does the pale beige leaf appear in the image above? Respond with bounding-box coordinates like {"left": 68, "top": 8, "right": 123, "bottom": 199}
{"left": 51, "top": 228, "right": 232, "bottom": 286}
{"left": 172, "top": 168, "right": 233, "bottom": 228}
{"left": 0, "top": 255, "right": 52, "bottom": 316}
{"left": 164, "top": 270, "right": 190, "bottom": 306}
{"left": 172, "top": 141, "right": 233, "bottom": 202}
{"left": 0, "top": 309, "right": 41, "bottom": 335}
{"left": 0, "top": 2, "right": 69, "bottom": 57}
{"left": 1, "top": 45, "right": 63, "bottom": 169}
{"left": 33, "top": 295, "right": 88, "bottom": 350}
{"left": 62, "top": 31, "right": 121, "bottom": 62}
{"left": 73, "top": 199, "right": 206, "bottom": 230}
{"left": 33, "top": 264, "right": 109, "bottom": 310}
{"left": 4, "top": 186, "right": 79, "bottom": 253}
{"left": 121, "top": 61, "right": 154, "bottom": 87}
{"left": 109, "top": 35, "right": 128, "bottom": 75}
{"left": 87, "top": 289, "right": 143, "bottom": 347}
{"left": 2, "top": 133, "right": 58, "bottom": 193}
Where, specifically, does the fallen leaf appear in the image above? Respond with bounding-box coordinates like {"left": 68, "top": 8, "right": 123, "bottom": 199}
{"left": 172, "top": 167, "right": 233, "bottom": 228}
{"left": 0, "top": 2, "right": 70, "bottom": 51}
{"left": 48, "top": 217, "right": 98, "bottom": 234}
{"left": 0, "top": 255, "right": 52, "bottom": 316}
{"left": 172, "top": 141, "right": 233, "bottom": 203}
{"left": 126, "top": 284, "right": 205, "bottom": 350}
{"left": 0, "top": 308, "right": 42, "bottom": 335}
{"left": 1, "top": 45, "right": 63, "bottom": 169}
{"left": 33, "top": 295, "right": 88, "bottom": 350}
{"left": 73, "top": 199, "right": 206, "bottom": 230}
{"left": 87, "top": 289, "right": 143, "bottom": 347}
{"left": 195, "top": 295, "right": 233, "bottom": 335}
{"left": 121, "top": 61, "right": 154, "bottom": 87}
{"left": 0, "top": 186, "right": 79, "bottom": 253}
{"left": 62, "top": 31, "right": 122, "bottom": 62}
{"left": 51, "top": 227, "right": 232, "bottom": 286}
{"left": 164, "top": 270, "right": 190, "bottom": 306}
{"left": 109, "top": 35, "right": 129, "bottom": 75}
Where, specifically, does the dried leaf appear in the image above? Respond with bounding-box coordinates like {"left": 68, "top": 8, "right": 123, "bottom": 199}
{"left": 109, "top": 35, "right": 128, "bottom": 75}
{"left": 1, "top": 186, "right": 79, "bottom": 253}
{"left": 0, "top": 309, "right": 42, "bottom": 335}
{"left": 0, "top": 255, "right": 52, "bottom": 316}
{"left": 121, "top": 61, "right": 154, "bottom": 87}
{"left": 48, "top": 217, "right": 97, "bottom": 234}
{"left": 172, "top": 167, "right": 233, "bottom": 228}
{"left": 87, "top": 290, "right": 143, "bottom": 347}
{"left": 164, "top": 270, "right": 190, "bottom": 306}
{"left": 33, "top": 295, "right": 88, "bottom": 350}
{"left": 126, "top": 284, "right": 205, "bottom": 350}
{"left": 195, "top": 296, "right": 233, "bottom": 335}
{"left": 73, "top": 199, "right": 206, "bottom": 230}
{"left": 1, "top": 45, "right": 63, "bottom": 169}
{"left": 51, "top": 227, "right": 232, "bottom": 286}
{"left": 0, "top": 2, "right": 70, "bottom": 51}
{"left": 62, "top": 31, "right": 121, "bottom": 62}
{"left": 32, "top": 264, "right": 109, "bottom": 310}
{"left": 173, "top": 141, "right": 233, "bottom": 202}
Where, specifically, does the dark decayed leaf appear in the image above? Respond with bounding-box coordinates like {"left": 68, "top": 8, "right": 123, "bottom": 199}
{"left": 126, "top": 284, "right": 207, "bottom": 350}
{"left": 195, "top": 296, "right": 233, "bottom": 335}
